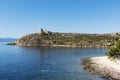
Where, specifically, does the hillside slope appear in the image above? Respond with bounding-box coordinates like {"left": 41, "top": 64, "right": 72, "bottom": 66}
{"left": 10, "top": 29, "right": 120, "bottom": 48}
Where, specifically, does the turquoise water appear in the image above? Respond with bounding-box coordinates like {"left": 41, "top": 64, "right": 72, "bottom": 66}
{"left": 0, "top": 43, "right": 108, "bottom": 80}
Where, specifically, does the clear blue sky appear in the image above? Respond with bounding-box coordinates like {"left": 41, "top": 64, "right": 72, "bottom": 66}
{"left": 0, "top": 0, "right": 120, "bottom": 38}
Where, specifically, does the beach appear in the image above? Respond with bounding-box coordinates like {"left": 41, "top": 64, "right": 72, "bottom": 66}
{"left": 82, "top": 56, "right": 120, "bottom": 80}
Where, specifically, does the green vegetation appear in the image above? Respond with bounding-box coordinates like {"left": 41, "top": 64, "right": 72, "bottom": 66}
{"left": 106, "top": 40, "right": 120, "bottom": 58}
{"left": 13, "top": 29, "right": 120, "bottom": 47}
{"left": 16, "top": 31, "right": 119, "bottom": 47}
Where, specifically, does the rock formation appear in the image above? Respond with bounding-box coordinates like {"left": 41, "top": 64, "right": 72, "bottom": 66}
{"left": 82, "top": 57, "right": 120, "bottom": 80}
{"left": 7, "top": 29, "right": 120, "bottom": 47}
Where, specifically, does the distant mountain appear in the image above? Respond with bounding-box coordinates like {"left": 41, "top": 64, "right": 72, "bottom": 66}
{"left": 0, "top": 38, "right": 18, "bottom": 42}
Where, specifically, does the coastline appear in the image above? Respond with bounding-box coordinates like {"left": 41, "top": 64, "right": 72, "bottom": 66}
{"left": 7, "top": 42, "right": 110, "bottom": 48}
{"left": 6, "top": 29, "right": 117, "bottom": 48}
{"left": 50, "top": 44, "right": 109, "bottom": 48}
{"left": 82, "top": 56, "right": 120, "bottom": 80}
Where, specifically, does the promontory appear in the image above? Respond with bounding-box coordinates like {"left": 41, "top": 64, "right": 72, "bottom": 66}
{"left": 8, "top": 29, "right": 120, "bottom": 48}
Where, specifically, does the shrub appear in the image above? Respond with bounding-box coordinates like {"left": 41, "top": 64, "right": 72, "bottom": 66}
{"left": 106, "top": 47, "right": 120, "bottom": 57}
{"left": 116, "top": 40, "right": 120, "bottom": 49}
{"left": 106, "top": 40, "right": 120, "bottom": 58}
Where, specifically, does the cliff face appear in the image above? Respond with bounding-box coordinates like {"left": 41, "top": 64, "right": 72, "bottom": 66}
{"left": 16, "top": 33, "right": 49, "bottom": 47}
{"left": 12, "top": 29, "right": 120, "bottom": 47}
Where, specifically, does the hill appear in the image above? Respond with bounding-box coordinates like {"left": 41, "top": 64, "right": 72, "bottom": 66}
{"left": 9, "top": 29, "right": 120, "bottom": 48}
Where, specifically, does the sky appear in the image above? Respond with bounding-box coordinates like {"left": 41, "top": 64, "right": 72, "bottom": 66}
{"left": 0, "top": 0, "right": 120, "bottom": 38}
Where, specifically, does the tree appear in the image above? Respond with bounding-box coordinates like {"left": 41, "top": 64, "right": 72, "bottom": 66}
{"left": 116, "top": 40, "right": 120, "bottom": 49}
{"left": 106, "top": 40, "right": 120, "bottom": 58}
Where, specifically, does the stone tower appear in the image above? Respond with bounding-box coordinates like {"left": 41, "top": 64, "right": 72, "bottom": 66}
{"left": 40, "top": 28, "right": 44, "bottom": 35}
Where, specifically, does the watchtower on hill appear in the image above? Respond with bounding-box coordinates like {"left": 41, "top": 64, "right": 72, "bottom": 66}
{"left": 40, "top": 28, "right": 52, "bottom": 36}
{"left": 40, "top": 28, "right": 44, "bottom": 35}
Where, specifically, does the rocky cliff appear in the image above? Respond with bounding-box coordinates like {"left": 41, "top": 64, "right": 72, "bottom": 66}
{"left": 9, "top": 29, "right": 120, "bottom": 48}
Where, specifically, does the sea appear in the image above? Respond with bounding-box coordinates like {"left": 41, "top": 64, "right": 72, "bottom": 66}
{"left": 0, "top": 42, "right": 108, "bottom": 80}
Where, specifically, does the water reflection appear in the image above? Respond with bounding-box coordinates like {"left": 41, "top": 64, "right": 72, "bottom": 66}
{"left": 0, "top": 44, "right": 108, "bottom": 80}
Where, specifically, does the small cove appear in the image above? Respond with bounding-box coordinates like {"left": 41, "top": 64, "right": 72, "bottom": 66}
{"left": 0, "top": 42, "right": 108, "bottom": 80}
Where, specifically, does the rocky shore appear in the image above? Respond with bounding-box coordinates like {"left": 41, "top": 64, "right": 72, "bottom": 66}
{"left": 7, "top": 29, "right": 120, "bottom": 47}
{"left": 82, "top": 56, "right": 120, "bottom": 80}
